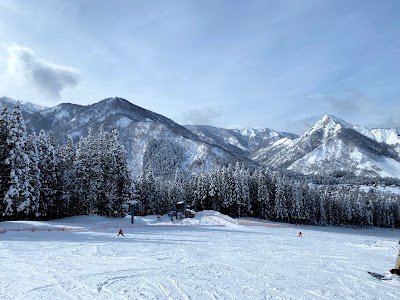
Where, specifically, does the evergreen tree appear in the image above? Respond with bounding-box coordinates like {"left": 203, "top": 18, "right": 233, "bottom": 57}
{"left": 0, "top": 108, "right": 10, "bottom": 217}
{"left": 74, "top": 128, "right": 103, "bottom": 215}
{"left": 290, "top": 182, "right": 304, "bottom": 224}
{"left": 59, "top": 136, "right": 76, "bottom": 216}
{"left": 105, "top": 128, "right": 132, "bottom": 216}
{"left": 1, "top": 105, "right": 32, "bottom": 220}
{"left": 37, "top": 130, "right": 61, "bottom": 218}
{"left": 24, "top": 133, "right": 41, "bottom": 218}
{"left": 220, "top": 165, "right": 235, "bottom": 216}
{"left": 256, "top": 169, "right": 270, "bottom": 219}
{"left": 274, "top": 178, "right": 288, "bottom": 221}
{"left": 208, "top": 166, "right": 222, "bottom": 212}
{"left": 318, "top": 187, "right": 327, "bottom": 226}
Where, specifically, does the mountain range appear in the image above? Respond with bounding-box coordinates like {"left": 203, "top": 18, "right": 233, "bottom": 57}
{"left": 1, "top": 96, "right": 400, "bottom": 178}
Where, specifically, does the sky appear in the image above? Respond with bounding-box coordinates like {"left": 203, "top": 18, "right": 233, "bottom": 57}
{"left": 0, "top": 0, "right": 399, "bottom": 134}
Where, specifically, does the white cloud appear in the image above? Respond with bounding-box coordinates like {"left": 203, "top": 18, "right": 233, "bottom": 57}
{"left": 5, "top": 43, "right": 80, "bottom": 99}
{"left": 178, "top": 106, "right": 223, "bottom": 126}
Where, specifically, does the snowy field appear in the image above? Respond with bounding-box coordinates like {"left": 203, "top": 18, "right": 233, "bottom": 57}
{"left": 1, "top": 211, "right": 399, "bottom": 300}
{"left": 360, "top": 185, "right": 400, "bottom": 195}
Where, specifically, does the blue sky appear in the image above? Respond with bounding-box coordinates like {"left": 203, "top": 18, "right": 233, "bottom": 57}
{"left": 0, "top": 0, "right": 399, "bottom": 134}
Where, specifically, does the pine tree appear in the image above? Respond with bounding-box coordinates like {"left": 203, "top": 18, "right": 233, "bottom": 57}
{"left": 37, "top": 130, "right": 60, "bottom": 218}
{"left": 74, "top": 128, "right": 102, "bottom": 215}
{"left": 24, "top": 133, "right": 41, "bottom": 218}
{"left": 364, "top": 189, "right": 375, "bottom": 227}
{"left": 59, "top": 136, "right": 76, "bottom": 216}
{"left": 220, "top": 165, "right": 235, "bottom": 216}
{"left": 105, "top": 129, "right": 132, "bottom": 216}
{"left": 141, "top": 167, "right": 156, "bottom": 215}
{"left": 290, "top": 182, "right": 304, "bottom": 224}
{"left": 274, "top": 178, "right": 288, "bottom": 221}
{"left": 1, "top": 105, "right": 32, "bottom": 219}
{"left": 0, "top": 108, "right": 10, "bottom": 217}
{"left": 168, "top": 168, "right": 185, "bottom": 206}
{"left": 342, "top": 188, "right": 353, "bottom": 227}
{"left": 256, "top": 169, "right": 270, "bottom": 219}
{"left": 208, "top": 166, "right": 221, "bottom": 212}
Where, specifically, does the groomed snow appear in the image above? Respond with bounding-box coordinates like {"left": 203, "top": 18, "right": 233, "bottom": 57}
{"left": 1, "top": 211, "right": 399, "bottom": 299}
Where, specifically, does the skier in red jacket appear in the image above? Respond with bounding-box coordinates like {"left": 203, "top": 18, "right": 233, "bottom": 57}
{"left": 298, "top": 231, "right": 303, "bottom": 237}
{"left": 118, "top": 229, "right": 124, "bottom": 236}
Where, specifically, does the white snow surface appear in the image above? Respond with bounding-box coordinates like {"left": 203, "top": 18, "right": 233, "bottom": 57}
{"left": 1, "top": 211, "right": 399, "bottom": 299}
{"left": 360, "top": 185, "right": 400, "bottom": 195}
{"left": 353, "top": 126, "right": 400, "bottom": 146}
{"left": 116, "top": 116, "right": 132, "bottom": 128}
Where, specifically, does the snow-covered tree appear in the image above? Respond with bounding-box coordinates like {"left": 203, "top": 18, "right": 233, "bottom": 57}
{"left": 274, "top": 178, "right": 288, "bottom": 221}
{"left": 104, "top": 128, "right": 132, "bottom": 216}
{"left": 24, "top": 133, "right": 41, "bottom": 218}
{"left": 256, "top": 169, "right": 270, "bottom": 220}
{"left": 59, "top": 136, "right": 76, "bottom": 216}
{"left": 37, "top": 130, "right": 61, "bottom": 218}
{"left": 1, "top": 105, "right": 32, "bottom": 219}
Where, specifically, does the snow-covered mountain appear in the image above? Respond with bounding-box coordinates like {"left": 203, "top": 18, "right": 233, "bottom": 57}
{"left": 251, "top": 115, "right": 400, "bottom": 177}
{"left": 184, "top": 125, "right": 298, "bottom": 156}
{"left": 20, "top": 97, "right": 253, "bottom": 176}
{"left": 2, "top": 96, "right": 400, "bottom": 178}
{"left": 352, "top": 126, "right": 400, "bottom": 154}
{"left": 0, "top": 96, "right": 47, "bottom": 114}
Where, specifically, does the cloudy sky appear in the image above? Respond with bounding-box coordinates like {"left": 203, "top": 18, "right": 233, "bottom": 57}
{"left": 0, "top": 0, "right": 399, "bottom": 134}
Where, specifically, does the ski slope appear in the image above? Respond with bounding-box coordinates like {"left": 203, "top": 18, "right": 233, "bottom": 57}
{"left": 0, "top": 211, "right": 399, "bottom": 299}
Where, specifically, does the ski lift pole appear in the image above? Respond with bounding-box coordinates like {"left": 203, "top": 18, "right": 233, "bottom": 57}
{"left": 127, "top": 200, "right": 138, "bottom": 224}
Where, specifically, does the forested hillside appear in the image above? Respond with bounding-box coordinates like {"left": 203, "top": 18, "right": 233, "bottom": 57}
{"left": 1, "top": 104, "right": 399, "bottom": 228}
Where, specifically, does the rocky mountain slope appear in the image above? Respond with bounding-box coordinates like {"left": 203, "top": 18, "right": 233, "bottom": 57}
{"left": 184, "top": 125, "right": 298, "bottom": 157}
{"left": 3, "top": 97, "right": 253, "bottom": 176}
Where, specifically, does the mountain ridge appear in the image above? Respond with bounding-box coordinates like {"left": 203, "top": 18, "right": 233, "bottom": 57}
{"left": 2, "top": 96, "right": 255, "bottom": 177}
{"left": 1, "top": 96, "right": 400, "bottom": 178}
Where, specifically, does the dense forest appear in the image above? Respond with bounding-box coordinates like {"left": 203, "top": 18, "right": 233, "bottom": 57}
{"left": 0, "top": 105, "right": 132, "bottom": 221}
{"left": 136, "top": 164, "right": 400, "bottom": 228}
{"left": 1, "top": 104, "right": 400, "bottom": 228}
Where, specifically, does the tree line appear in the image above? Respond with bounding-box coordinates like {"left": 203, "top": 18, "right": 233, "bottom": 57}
{"left": 135, "top": 163, "right": 400, "bottom": 228}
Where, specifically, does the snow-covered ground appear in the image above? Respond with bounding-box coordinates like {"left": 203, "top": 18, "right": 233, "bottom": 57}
{"left": 360, "top": 185, "right": 400, "bottom": 195}
{"left": 1, "top": 211, "right": 399, "bottom": 299}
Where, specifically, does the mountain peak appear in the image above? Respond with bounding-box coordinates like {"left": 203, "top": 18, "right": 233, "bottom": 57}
{"left": 103, "top": 96, "right": 127, "bottom": 102}
{"left": 321, "top": 114, "right": 348, "bottom": 126}
{"left": 298, "top": 114, "right": 350, "bottom": 145}
{"left": 308, "top": 114, "right": 350, "bottom": 134}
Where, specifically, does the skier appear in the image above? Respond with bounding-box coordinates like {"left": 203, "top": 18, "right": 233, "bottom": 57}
{"left": 298, "top": 231, "right": 303, "bottom": 237}
{"left": 390, "top": 240, "right": 400, "bottom": 275}
{"left": 118, "top": 229, "right": 124, "bottom": 236}
{"left": 369, "top": 240, "right": 400, "bottom": 280}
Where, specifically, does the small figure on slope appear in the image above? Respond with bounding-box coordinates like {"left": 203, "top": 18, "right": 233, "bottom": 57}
{"left": 369, "top": 240, "right": 400, "bottom": 280}
{"left": 390, "top": 240, "right": 400, "bottom": 275}
{"left": 118, "top": 229, "right": 124, "bottom": 236}
{"left": 298, "top": 231, "right": 303, "bottom": 237}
